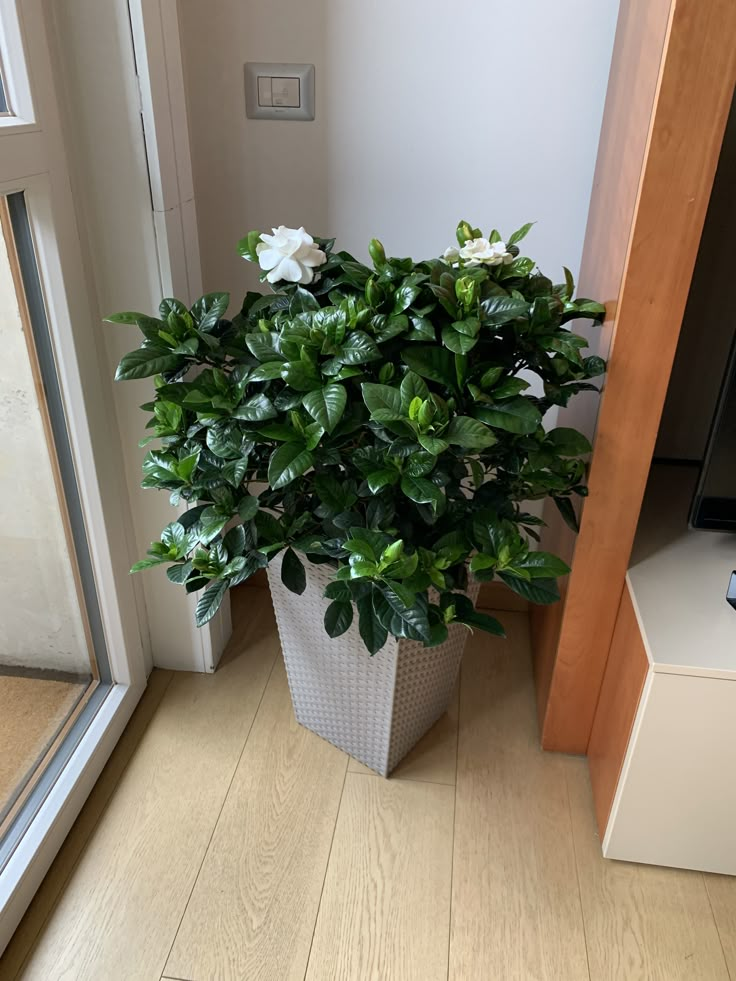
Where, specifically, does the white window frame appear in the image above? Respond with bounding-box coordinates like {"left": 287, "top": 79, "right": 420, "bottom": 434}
{"left": 0, "top": 0, "right": 148, "bottom": 949}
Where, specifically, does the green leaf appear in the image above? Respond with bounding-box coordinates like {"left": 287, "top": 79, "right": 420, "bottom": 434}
{"left": 546, "top": 427, "right": 592, "bottom": 456}
{"left": 237, "top": 496, "right": 259, "bottom": 521}
{"left": 367, "top": 469, "right": 399, "bottom": 493}
{"left": 456, "top": 608, "right": 506, "bottom": 636}
{"left": 166, "top": 561, "right": 193, "bottom": 584}
{"left": 401, "top": 347, "right": 455, "bottom": 387}
{"left": 399, "top": 371, "right": 429, "bottom": 411}
{"left": 190, "top": 292, "right": 229, "bottom": 331}
{"left": 115, "top": 347, "right": 184, "bottom": 381}
{"left": 392, "top": 284, "right": 422, "bottom": 313}
{"left": 324, "top": 600, "right": 354, "bottom": 638}
{"left": 441, "top": 326, "right": 477, "bottom": 354}
{"left": 302, "top": 384, "right": 347, "bottom": 433}
{"left": 233, "top": 394, "right": 277, "bottom": 422}
{"left": 475, "top": 398, "right": 542, "bottom": 435}
{"left": 281, "top": 547, "right": 307, "bottom": 594}
{"left": 195, "top": 579, "right": 229, "bottom": 626}
{"left": 400, "top": 474, "right": 444, "bottom": 511}
{"left": 507, "top": 222, "right": 534, "bottom": 247}
{"left": 553, "top": 495, "right": 580, "bottom": 532}
{"left": 498, "top": 573, "right": 560, "bottom": 605}
{"left": 480, "top": 295, "right": 529, "bottom": 325}
{"left": 445, "top": 416, "right": 496, "bottom": 449}
{"left": 418, "top": 435, "right": 449, "bottom": 455}
{"left": 340, "top": 331, "right": 381, "bottom": 364}
{"left": 268, "top": 442, "right": 314, "bottom": 489}
{"left": 130, "top": 556, "right": 167, "bottom": 572}
{"left": 357, "top": 593, "right": 389, "bottom": 655}
{"left": 512, "top": 551, "right": 570, "bottom": 579}
{"left": 480, "top": 366, "right": 503, "bottom": 390}
{"left": 324, "top": 581, "right": 352, "bottom": 601}
{"left": 361, "top": 382, "right": 402, "bottom": 417}
{"left": 282, "top": 360, "right": 321, "bottom": 392}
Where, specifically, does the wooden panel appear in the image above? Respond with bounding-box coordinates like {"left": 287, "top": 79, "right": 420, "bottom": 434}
{"left": 588, "top": 581, "right": 649, "bottom": 836}
{"left": 305, "top": 774, "right": 454, "bottom": 981}
{"left": 14, "top": 613, "right": 277, "bottom": 981}
{"left": 450, "top": 615, "right": 589, "bottom": 980}
{"left": 567, "top": 761, "right": 730, "bottom": 980}
{"left": 704, "top": 875, "right": 736, "bottom": 976}
{"left": 534, "top": 0, "right": 736, "bottom": 751}
{"left": 165, "top": 658, "right": 348, "bottom": 981}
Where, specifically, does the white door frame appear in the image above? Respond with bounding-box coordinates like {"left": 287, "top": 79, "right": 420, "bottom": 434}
{"left": 0, "top": 0, "right": 147, "bottom": 949}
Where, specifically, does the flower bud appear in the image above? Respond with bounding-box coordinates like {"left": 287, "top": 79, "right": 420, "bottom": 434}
{"left": 368, "top": 238, "right": 386, "bottom": 267}
{"left": 455, "top": 275, "right": 478, "bottom": 308}
{"left": 365, "top": 276, "right": 385, "bottom": 307}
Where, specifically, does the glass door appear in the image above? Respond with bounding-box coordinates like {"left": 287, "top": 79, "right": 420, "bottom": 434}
{"left": 0, "top": 0, "right": 146, "bottom": 949}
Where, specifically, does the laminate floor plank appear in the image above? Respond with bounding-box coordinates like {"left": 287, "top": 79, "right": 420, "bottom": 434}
{"left": 705, "top": 873, "right": 736, "bottom": 975}
{"left": 567, "top": 761, "right": 729, "bottom": 981}
{"left": 450, "top": 614, "right": 590, "bottom": 981}
{"left": 305, "top": 772, "right": 455, "bottom": 981}
{"left": 165, "top": 658, "right": 348, "bottom": 981}
{"left": 0, "top": 668, "right": 173, "bottom": 980}
{"left": 14, "top": 611, "right": 278, "bottom": 981}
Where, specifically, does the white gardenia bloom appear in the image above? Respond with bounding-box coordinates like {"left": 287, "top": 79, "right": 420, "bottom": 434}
{"left": 442, "top": 245, "right": 461, "bottom": 264}
{"left": 256, "top": 226, "right": 327, "bottom": 284}
{"left": 459, "top": 237, "right": 514, "bottom": 267}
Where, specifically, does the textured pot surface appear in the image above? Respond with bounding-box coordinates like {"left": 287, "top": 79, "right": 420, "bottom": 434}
{"left": 267, "top": 554, "right": 479, "bottom": 776}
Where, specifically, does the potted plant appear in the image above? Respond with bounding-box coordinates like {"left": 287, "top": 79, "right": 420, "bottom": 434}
{"left": 109, "top": 220, "right": 604, "bottom": 775}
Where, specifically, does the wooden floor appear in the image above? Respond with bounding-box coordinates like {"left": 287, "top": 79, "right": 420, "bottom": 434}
{"left": 3, "top": 589, "right": 736, "bottom": 980}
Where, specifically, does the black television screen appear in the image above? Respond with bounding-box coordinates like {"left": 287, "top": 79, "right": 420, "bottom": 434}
{"left": 690, "top": 330, "right": 736, "bottom": 530}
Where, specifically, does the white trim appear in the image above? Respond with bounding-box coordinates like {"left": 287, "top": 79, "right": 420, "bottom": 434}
{"left": 0, "top": 682, "right": 144, "bottom": 952}
{"left": 129, "top": 0, "right": 230, "bottom": 671}
{"left": 19, "top": 176, "right": 147, "bottom": 686}
{"left": 0, "top": 0, "right": 36, "bottom": 126}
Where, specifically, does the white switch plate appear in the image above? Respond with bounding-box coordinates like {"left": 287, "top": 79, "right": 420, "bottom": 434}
{"left": 245, "top": 63, "right": 315, "bottom": 120}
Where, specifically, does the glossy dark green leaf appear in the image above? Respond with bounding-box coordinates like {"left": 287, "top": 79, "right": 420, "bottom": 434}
{"left": 324, "top": 600, "right": 354, "bottom": 638}
{"left": 475, "top": 398, "right": 542, "bottom": 435}
{"left": 498, "top": 573, "right": 560, "bottom": 604}
{"left": 115, "top": 347, "right": 184, "bottom": 381}
{"left": 303, "top": 384, "right": 347, "bottom": 433}
{"left": 445, "top": 416, "right": 497, "bottom": 449}
{"left": 195, "top": 579, "right": 229, "bottom": 626}
{"left": 268, "top": 442, "right": 313, "bottom": 489}
{"left": 281, "top": 547, "right": 307, "bottom": 594}
{"left": 401, "top": 347, "right": 455, "bottom": 387}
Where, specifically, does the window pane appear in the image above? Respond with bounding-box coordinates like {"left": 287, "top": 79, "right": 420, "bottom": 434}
{"left": 0, "top": 192, "right": 108, "bottom": 832}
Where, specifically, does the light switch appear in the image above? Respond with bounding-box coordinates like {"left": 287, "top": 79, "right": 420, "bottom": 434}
{"left": 257, "top": 76, "right": 273, "bottom": 107}
{"left": 272, "top": 77, "right": 300, "bottom": 108}
{"left": 245, "top": 63, "right": 315, "bottom": 120}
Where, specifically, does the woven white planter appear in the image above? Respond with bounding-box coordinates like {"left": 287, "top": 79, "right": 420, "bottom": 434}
{"left": 267, "top": 553, "right": 480, "bottom": 776}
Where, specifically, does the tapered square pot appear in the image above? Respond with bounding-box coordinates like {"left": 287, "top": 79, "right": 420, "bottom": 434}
{"left": 267, "top": 554, "right": 479, "bottom": 776}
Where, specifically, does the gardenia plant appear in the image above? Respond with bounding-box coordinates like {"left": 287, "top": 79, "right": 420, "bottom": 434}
{"left": 110, "top": 221, "right": 605, "bottom": 654}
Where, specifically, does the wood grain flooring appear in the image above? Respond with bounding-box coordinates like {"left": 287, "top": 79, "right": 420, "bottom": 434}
{"left": 4, "top": 594, "right": 736, "bottom": 980}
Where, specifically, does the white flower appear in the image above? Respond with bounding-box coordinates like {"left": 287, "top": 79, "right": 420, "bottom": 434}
{"left": 458, "top": 237, "right": 513, "bottom": 267}
{"left": 442, "top": 245, "right": 461, "bottom": 265}
{"left": 255, "top": 226, "right": 327, "bottom": 285}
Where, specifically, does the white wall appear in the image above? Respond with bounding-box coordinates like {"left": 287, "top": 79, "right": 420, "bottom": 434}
{"left": 180, "top": 0, "right": 619, "bottom": 308}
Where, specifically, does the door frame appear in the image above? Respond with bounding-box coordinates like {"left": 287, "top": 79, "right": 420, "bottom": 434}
{"left": 532, "top": 0, "right": 736, "bottom": 753}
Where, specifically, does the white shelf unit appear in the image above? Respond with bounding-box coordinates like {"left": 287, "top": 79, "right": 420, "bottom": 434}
{"left": 603, "top": 464, "right": 736, "bottom": 873}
